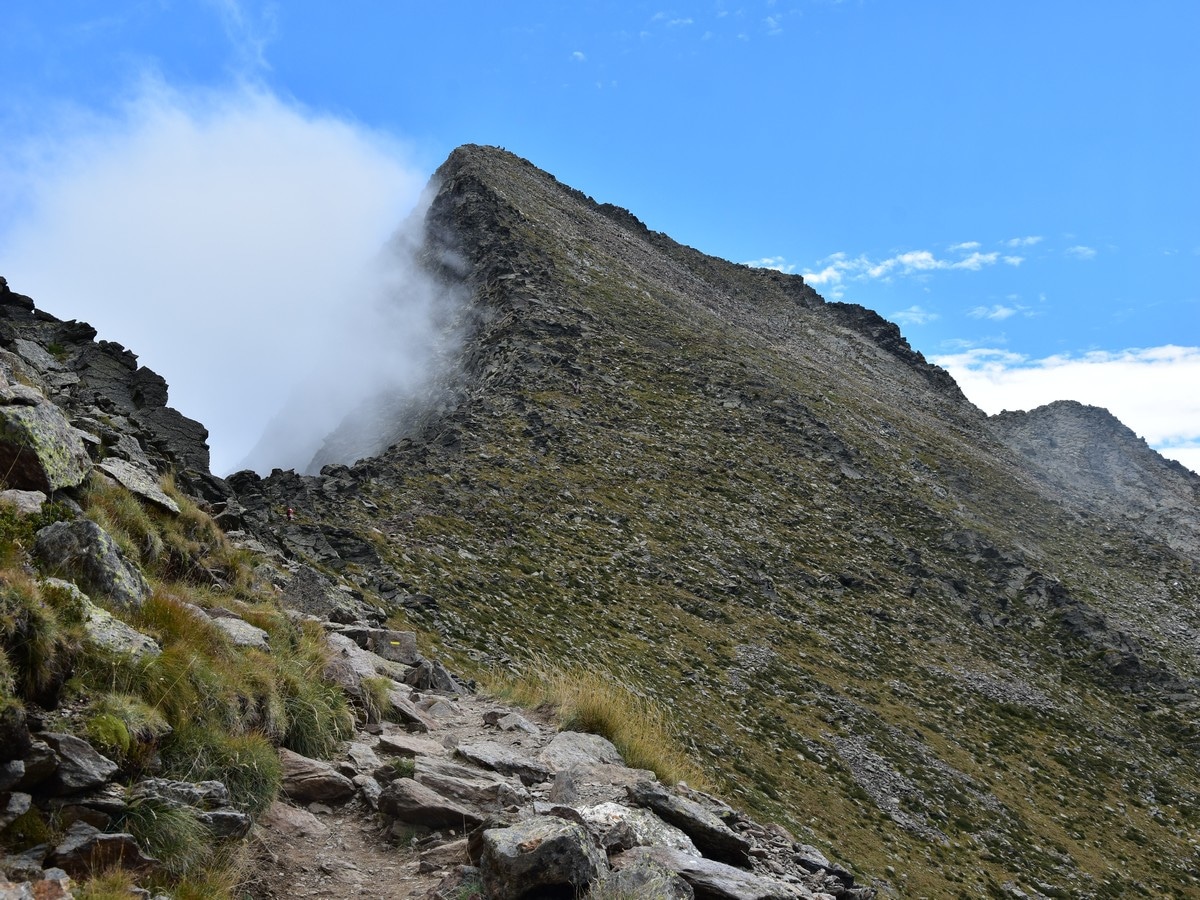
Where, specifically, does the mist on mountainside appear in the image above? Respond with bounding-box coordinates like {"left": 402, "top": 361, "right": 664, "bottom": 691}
{"left": 235, "top": 194, "right": 469, "bottom": 475}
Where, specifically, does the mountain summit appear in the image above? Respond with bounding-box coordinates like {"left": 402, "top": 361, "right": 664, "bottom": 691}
{"left": 225, "top": 146, "right": 1200, "bottom": 897}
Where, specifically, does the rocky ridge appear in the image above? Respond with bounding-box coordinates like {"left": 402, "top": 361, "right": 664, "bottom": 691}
{"left": 2, "top": 143, "right": 1200, "bottom": 898}
{"left": 234, "top": 147, "right": 1200, "bottom": 897}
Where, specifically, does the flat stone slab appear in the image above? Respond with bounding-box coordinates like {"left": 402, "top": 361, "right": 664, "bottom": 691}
{"left": 97, "top": 458, "right": 180, "bottom": 514}
{"left": 456, "top": 740, "right": 552, "bottom": 786}
{"left": 614, "top": 846, "right": 806, "bottom": 900}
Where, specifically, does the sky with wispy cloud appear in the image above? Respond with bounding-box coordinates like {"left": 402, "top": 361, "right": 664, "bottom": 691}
{"left": 0, "top": 1, "right": 1196, "bottom": 473}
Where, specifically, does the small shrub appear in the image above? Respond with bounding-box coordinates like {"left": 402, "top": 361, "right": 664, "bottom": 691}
{"left": 72, "top": 869, "right": 139, "bottom": 900}
{"left": 380, "top": 756, "right": 416, "bottom": 780}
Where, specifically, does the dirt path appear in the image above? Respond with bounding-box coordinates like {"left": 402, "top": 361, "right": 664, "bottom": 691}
{"left": 241, "top": 691, "right": 552, "bottom": 899}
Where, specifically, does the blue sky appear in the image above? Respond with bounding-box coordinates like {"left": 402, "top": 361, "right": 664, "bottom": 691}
{"left": 1, "top": 1, "right": 1197, "bottom": 474}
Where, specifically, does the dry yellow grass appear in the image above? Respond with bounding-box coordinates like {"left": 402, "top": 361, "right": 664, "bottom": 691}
{"left": 489, "top": 659, "right": 710, "bottom": 789}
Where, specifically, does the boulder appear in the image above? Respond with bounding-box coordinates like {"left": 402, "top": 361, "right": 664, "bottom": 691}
{"left": 597, "top": 859, "right": 695, "bottom": 899}
{"left": 211, "top": 615, "right": 270, "bottom": 650}
{"left": 65, "top": 583, "right": 161, "bottom": 660}
{"left": 614, "top": 846, "right": 806, "bottom": 900}
{"left": 258, "top": 800, "right": 328, "bottom": 839}
{"left": 628, "top": 780, "right": 752, "bottom": 867}
{"left": 334, "top": 626, "right": 422, "bottom": 665}
{"left": 376, "top": 732, "right": 445, "bottom": 759}
{"left": 0, "top": 489, "right": 46, "bottom": 516}
{"left": 281, "top": 566, "right": 365, "bottom": 623}
{"left": 478, "top": 818, "right": 607, "bottom": 899}
{"left": 0, "top": 870, "right": 72, "bottom": 900}
{"left": 96, "top": 458, "right": 180, "bottom": 514}
{"left": 0, "top": 791, "right": 31, "bottom": 830}
{"left": 48, "top": 821, "right": 156, "bottom": 878}
{"left": 39, "top": 733, "right": 118, "bottom": 795}
{"left": 580, "top": 801, "right": 701, "bottom": 857}
{"left": 0, "top": 393, "right": 92, "bottom": 492}
{"left": 414, "top": 757, "right": 529, "bottom": 812}
{"left": 403, "top": 659, "right": 467, "bottom": 694}
{"left": 34, "top": 519, "right": 150, "bottom": 609}
{"left": 378, "top": 777, "right": 484, "bottom": 829}
{"left": 279, "top": 749, "right": 355, "bottom": 803}
{"left": 538, "top": 731, "right": 624, "bottom": 771}
{"left": 455, "top": 741, "right": 551, "bottom": 786}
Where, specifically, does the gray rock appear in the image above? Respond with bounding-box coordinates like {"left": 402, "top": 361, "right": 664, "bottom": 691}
{"left": 211, "top": 615, "right": 270, "bottom": 650}
{"left": 628, "top": 780, "right": 752, "bottom": 867}
{"left": 34, "top": 519, "right": 150, "bottom": 609}
{"left": 49, "top": 820, "right": 156, "bottom": 878}
{"left": 597, "top": 859, "right": 695, "bottom": 899}
{"left": 196, "top": 808, "right": 252, "bottom": 839}
{"left": 614, "top": 846, "right": 806, "bottom": 900}
{"left": 354, "top": 774, "right": 383, "bottom": 810}
{"left": 334, "top": 626, "right": 422, "bottom": 665}
{"left": 0, "top": 792, "right": 31, "bottom": 830}
{"left": 0, "top": 870, "right": 72, "bottom": 900}
{"left": 479, "top": 818, "right": 607, "bottom": 899}
{"left": 40, "top": 733, "right": 118, "bottom": 795}
{"left": 0, "top": 393, "right": 92, "bottom": 492}
{"left": 456, "top": 741, "right": 551, "bottom": 786}
{"left": 281, "top": 565, "right": 365, "bottom": 623}
{"left": 404, "top": 659, "right": 467, "bottom": 694}
{"left": 345, "top": 740, "right": 384, "bottom": 773}
{"left": 129, "top": 778, "right": 229, "bottom": 809}
{"left": 73, "top": 588, "right": 161, "bottom": 660}
{"left": 0, "top": 489, "right": 47, "bottom": 515}
{"left": 279, "top": 749, "right": 356, "bottom": 803}
{"left": 383, "top": 690, "right": 436, "bottom": 733}
{"left": 258, "top": 801, "right": 328, "bottom": 839}
{"left": 414, "top": 756, "right": 529, "bottom": 812}
{"left": 539, "top": 731, "right": 625, "bottom": 771}
{"left": 580, "top": 802, "right": 701, "bottom": 856}
{"left": 376, "top": 732, "right": 445, "bottom": 759}
{"left": 96, "top": 458, "right": 180, "bottom": 514}
{"left": 0, "top": 761, "right": 24, "bottom": 792}
{"left": 378, "top": 777, "right": 484, "bottom": 828}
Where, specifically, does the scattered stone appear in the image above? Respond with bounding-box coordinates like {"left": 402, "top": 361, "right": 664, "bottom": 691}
{"left": 0, "top": 792, "right": 31, "bottom": 830}
{"left": 614, "top": 846, "right": 806, "bottom": 900}
{"left": 39, "top": 733, "right": 118, "bottom": 796}
{"left": 0, "top": 489, "right": 46, "bottom": 516}
{"left": 48, "top": 821, "right": 156, "bottom": 879}
{"left": 377, "top": 732, "right": 445, "bottom": 759}
{"left": 211, "top": 615, "right": 271, "bottom": 650}
{"left": 580, "top": 801, "right": 701, "bottom": 857}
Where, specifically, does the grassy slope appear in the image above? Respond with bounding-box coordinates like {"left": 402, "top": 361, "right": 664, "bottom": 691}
{"left": 267, "top": 147, "right": 1200, "bottom": 898}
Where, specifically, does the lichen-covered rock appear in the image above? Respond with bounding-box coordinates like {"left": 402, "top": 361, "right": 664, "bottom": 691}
{"left": 48, "top": 820, "right": 156, "bottom": 878}
{"left": 0, "top": 391, "right": 92, "bottom": 492}
{"left": 34, "top": 519, "right": 150, "bottom": 608}
{"left": 627, "top": 780, "right": 752, "bottom": 867}
{"left": 479, "top": 818, "right": 607, "bottom": 899}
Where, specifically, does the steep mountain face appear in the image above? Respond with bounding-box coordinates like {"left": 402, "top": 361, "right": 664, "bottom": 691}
{"left": 222, "top": 146, "right": 1200, "bottom": 898}
{"left": 991, "top": 400, "right": 1200, "bottom": 560}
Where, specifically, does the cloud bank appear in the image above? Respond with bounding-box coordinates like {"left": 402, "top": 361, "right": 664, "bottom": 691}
{"left": 0, "top": 81, "right": 455, "bottom": 476}
{"left": 934, "top": 345, "right": 1200, "bottom": 474}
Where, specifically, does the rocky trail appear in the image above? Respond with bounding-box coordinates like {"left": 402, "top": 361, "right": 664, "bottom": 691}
{"left": 236, "top": 579, "right": 876, "bottom": 900}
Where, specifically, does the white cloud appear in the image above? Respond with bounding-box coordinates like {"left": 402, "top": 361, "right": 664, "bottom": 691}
{"left": 1003, "top": 235, "right": 1042, "bottom": 248}
{"left": 668, "top": 17, "right": 694, "bottom": 26}
{"left": 572, "top": 50, "right": 586, "bottom": 61}
{"left": 890, "top": 305, "right": 939, "bottom": 326}
{"left": 1066, "top": 245, "right": 1097, "bottom": 260}
{"left": 950, "top": 251, "right": 1000, "bottom": 271}
{"left": 949, "top": 241, "right": 981, "bottom": 252}
{"left": 933, "top": 345, "right": 1200, "bottom": 473}
{"left": 0, "top": 80, "right": 461, "bottom": 476}
{"left": 743, "top": 255, "right": 796, "bottom": 273}
{"left": 968, "top": 304, "right": 1020, "bottom": 321}
{"left": 1002, "top": 255, "right": 1024, "bottom": 266}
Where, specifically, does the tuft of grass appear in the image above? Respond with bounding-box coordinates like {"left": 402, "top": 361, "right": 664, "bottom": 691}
{"left": 0, "top": 571, "right": 77, "bottom": 700}
{"left": 121, "top": 794, "right": 211, "bottom": 877}
{"left": 489, "top": 659, "right": 709, "bottom": 788}
{"left": 162, "top": 724, "right": 281, "bottom": 816}
{"left": 84, "top": 692, "right": 171, "bottom": 773}
{"left": 360, "top": 674, "right": 394, "bottom": 724}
